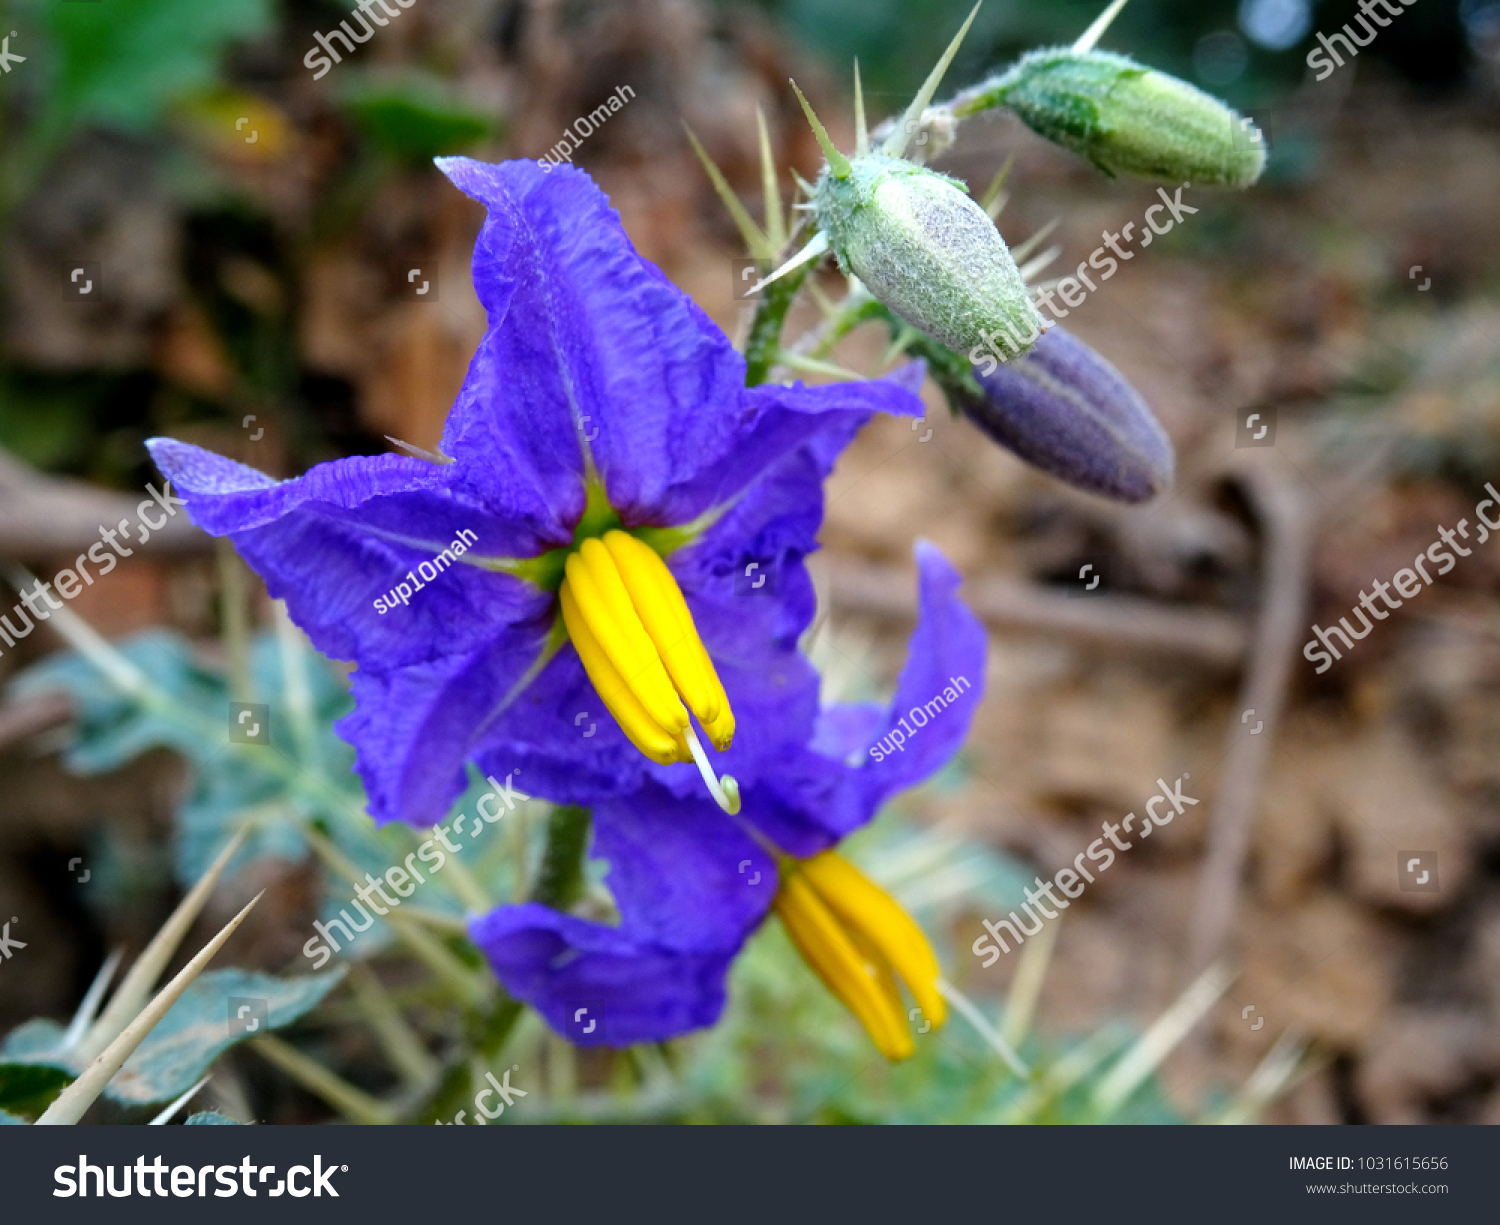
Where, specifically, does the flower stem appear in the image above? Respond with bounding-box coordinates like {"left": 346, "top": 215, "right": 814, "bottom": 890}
{"left": 530, "top": 805, "right": 591, "bottom": 910}
{"left": 744, "top": 261, "right": 812, "bottom": 386}
{"left": 407, "top": 995, "right": 526, "bottom": 1123}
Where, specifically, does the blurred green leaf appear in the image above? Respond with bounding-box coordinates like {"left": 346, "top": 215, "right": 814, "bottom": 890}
{"left": 0, "top": 1062, "right": 73, "bottom": 1118}
{"left": 8, "top": 629, "right": 358, "bottom": 885}
{"left": 105, "top": 966, "right": 346, "bottom": 1105}
{"left": 0, "top": 385, "right": 92, "bottom": 470}
{"left": 0, "top": 1019, "right": 70, "bottom": 1064}
{"left": 343, "top": 80, "right": 499, "bottom": 164}
{"left": 35, "top": 0, "right": 274, "bottom": 140}
{"left": 0, "top": 968, "right": 344, "bottom": 1107}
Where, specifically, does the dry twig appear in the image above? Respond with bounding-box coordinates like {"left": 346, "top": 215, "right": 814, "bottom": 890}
{"left": 824, "top": 560, "right": 1250, "bottom": 668}
{"left": 1187, "top": 462, "right": 1314, "bottom": 974}
{"left": 0, "top": 446, "right": 206, "bottom": 558}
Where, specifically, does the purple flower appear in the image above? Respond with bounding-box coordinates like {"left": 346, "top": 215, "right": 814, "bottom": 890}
{"left": 147, "top": 158, "right": 925, "bottom": 826}
{"left": 470, "top": 543, "right": 986, "bottom": 1054}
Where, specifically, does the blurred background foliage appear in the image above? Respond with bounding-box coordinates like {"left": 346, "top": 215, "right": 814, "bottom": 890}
{"left": 0, "top": 0, "right": 1488, "bottom": 482}
{"left": 2, "top": 0, "right": 1500, "bottom": 1124}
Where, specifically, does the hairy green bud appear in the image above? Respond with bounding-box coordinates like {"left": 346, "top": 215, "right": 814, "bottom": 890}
{"left": 974, "top": 48, "right": 1265, "bottom": 188}
{"left": 814, "top": 154, "right": 1044, "bottom": 359}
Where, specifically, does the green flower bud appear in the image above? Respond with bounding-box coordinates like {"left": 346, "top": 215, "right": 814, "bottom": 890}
{"left": 976, "top": 48, "right": 1265, "bottom": 187}
{"left": 814, "top": 153, "right": 1044, "bottom": 360}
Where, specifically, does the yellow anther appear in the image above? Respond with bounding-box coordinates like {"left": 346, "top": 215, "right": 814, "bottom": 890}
{"left": 565, "top": 540, "right": 689, "bottom": 736}
{"left": 702, "top": 707, "right": 736, "bottom": 755}
{"left": 774, "top": 871, "right": 914, "bottom": 1061}
{"left": 559, "top": 583, "right": 686, "bottom": 765}
{"left": 558, "top": 530, "right": 738, "bottom": 805}
{"left": 801, "top": 851, "right": 946, "bottom": 1030}
{"left": 603, "top": 530, "right": 734, "bottom": 748}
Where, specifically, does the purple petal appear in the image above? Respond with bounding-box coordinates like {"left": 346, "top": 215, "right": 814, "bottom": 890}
{"left": 340, "top": 623, "right": 557, "bottom": 826}
{"left": 848, "top": 541, "right": 987, "bottom": 805}
{"left": 592, "top": 782, "right": 776, "bottom": 951}
{"left": 636, "top": 364, "right": 927, "bottom": 528}
{"left": 437, "top": 157, "right": 927, "bottom": 529}
{"left": 436, "top": 157, "right": 742, "bottom": 529}
{"left": 775, "top": 542, "right": 989, "bottom": 845}
{"left": 469, "top": 905, "right": 735, "bottom": 1047}
{"left": 147, "top": 438, "right": 551, "bottom": 670}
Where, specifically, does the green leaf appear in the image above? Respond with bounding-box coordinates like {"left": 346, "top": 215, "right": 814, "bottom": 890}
{"left": 0, "top": 1062, "right": 73, "bottom": 1118}
{"left": 104, "top": 967, "right": 346, "bottom": 1105}
{"left": 344, "top": 80, "right": 498, "bottom": 164}
{"left": 35, "top": 0, "right": 275, "bottom": 139}
{"left": 0, "top": 1018, "right": 69, "bottom": 1062}
{"left": 7, "top": 630, "right": 360, "bottom": 886}
{"left": 185, "top": 1110, "right": 241, "bottom": 1125}
{"left": 1, "top": 969, "right": 344, "bottom": 1108}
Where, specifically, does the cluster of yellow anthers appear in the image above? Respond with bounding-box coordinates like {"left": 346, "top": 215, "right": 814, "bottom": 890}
{"left": 775, "top": 851, "right": 947, "bottom": 1060}
{"left": 558, "top": 529, "right": 740, "bottom": 814}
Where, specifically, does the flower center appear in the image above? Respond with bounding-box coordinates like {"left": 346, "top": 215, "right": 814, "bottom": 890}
{"left": 773, "top": 851, "right": 945, "bottom": 1060}
{"left": 558, "top": 529, "right": 739, "bottom": 813}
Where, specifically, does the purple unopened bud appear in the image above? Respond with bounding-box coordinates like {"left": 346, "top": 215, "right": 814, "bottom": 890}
{"left": 962, "top": 327, "right": 1173, "bottom": 502}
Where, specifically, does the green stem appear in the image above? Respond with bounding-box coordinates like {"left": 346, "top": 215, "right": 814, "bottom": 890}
{"left": 529, "top": 805, "right": 591, "bottom": 909}
{"left": 744, "top": 262, "right": 812, "bottom": 386}
{"left": 948, "top": 72, "right": 1014, "bottom": 119}
{"left": 408, "top": 995, "right": 526, "bottom": 1123}
{"left": 889, "top": 320, "right": 987, "bottom": 417}
{"left": 807, "top": 294, "right": 886, "bottom": 362}
{"left": 403, "top": 805, "right": 592, "bottom": 1122}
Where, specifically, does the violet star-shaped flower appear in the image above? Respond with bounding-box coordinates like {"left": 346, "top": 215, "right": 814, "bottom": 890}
{"left": 147, "top": 158, "right": 925, "bottom": 826}
{"left": 470, "top": 542, "right": 986, "bottom": 1051}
